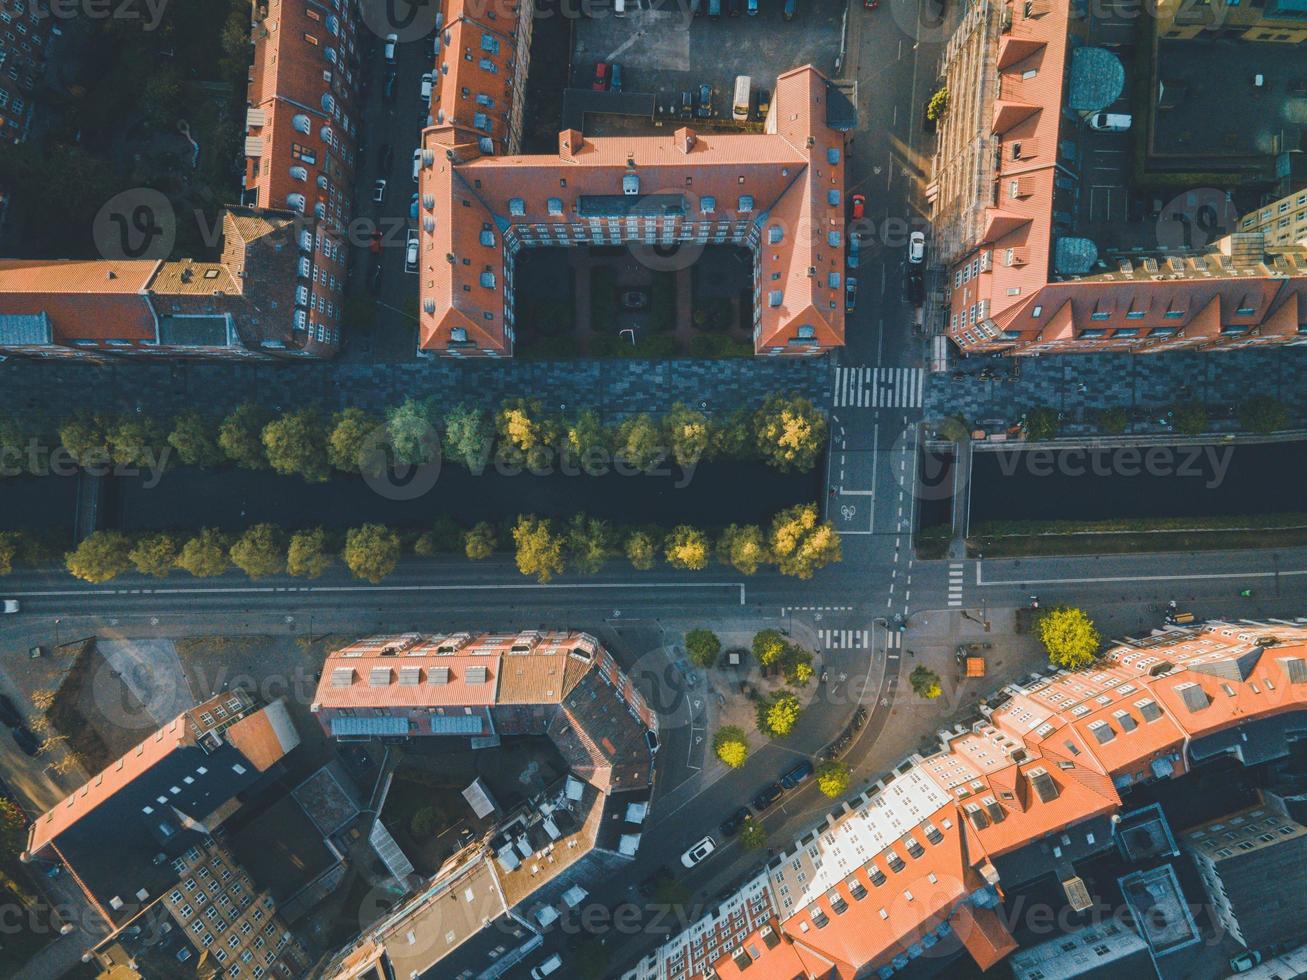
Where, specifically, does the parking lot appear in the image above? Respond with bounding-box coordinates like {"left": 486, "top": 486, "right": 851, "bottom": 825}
{"left": 571, "top": 0, "right": 843, "bottom": 129}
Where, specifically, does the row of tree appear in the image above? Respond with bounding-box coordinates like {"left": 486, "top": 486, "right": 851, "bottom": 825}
{"left": 1, "top": 392, "right": 829, "bottom": 483}
{"left": 56, "top": 505, "right": 841, "bottom": 585}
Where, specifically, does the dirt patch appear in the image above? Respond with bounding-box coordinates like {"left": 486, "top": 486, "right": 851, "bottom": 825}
{"left": 45, "top": 639, "right": 142, "bottom": 772}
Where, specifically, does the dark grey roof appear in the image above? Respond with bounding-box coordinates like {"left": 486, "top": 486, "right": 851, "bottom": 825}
{"left": 1176, "top": 682, "right": 1210, "bottom": 713}
{"left": 994, "top": 814, "right": 1118, "bottom": 889}
{"left": 0, "top": 312, "right": 53, "bottom": 345}
{"left": 824, "top": 81, "right": 859, "bottom": 131}
{"left": 577, "top": 194, "right": 686, "bottom": 218}
{"left": 1190, "top": 647, "right": 1264, "bottom": 682}
{"left": 1190, "top": 709, "right": 1307, "bottom": 767}
{"left": 157, "top": 314, "right": 231, "bottom": 347}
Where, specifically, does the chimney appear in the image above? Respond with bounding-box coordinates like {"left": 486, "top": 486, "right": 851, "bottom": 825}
{"left": 559, "top": 129, "right": 584, "bottom": 160}
{"left": 676, "top": 127, "right": 696, "bottom": 154}
{"left": 107, "top": 270, "right": 117, "bottom": 280}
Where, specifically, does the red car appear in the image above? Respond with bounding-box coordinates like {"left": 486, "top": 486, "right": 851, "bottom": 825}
{"left": 369, "top": 231, "right": 382, "bottom": 254}
{"left": 850, "top": 193, "right": 866, "bottom": 220}
{"left": 592, "top": 62, "right": 610, "bottom": 91}
{"left": 863, "top": 0, "right": 878, "bottom": 7}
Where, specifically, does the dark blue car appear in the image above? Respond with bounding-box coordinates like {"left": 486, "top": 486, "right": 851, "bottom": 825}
{"left": 779, "top": 759, "right": 813, "bottom": 789}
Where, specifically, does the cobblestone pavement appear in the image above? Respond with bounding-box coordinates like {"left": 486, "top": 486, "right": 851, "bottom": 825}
{"left": 1, "top": 357, "right": 831, "bottom": 422}
{"left": 925, "top": 347, "right": 1307, "bottom": 435}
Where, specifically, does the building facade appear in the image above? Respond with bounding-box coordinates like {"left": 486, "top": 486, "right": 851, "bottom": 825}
{"left": 1239, "top": 186, "right": 1307, "bottom": 247}
{"left": 1156, "top": 0, "right": 1307, "bottom": 44}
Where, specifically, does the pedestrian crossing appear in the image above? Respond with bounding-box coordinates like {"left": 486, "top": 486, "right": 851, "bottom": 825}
{"left": 948, "top": 562, "right": 964, "bottom": 607}
{"left": 833, "top": 367, "right": 924, "bottom": 409}
{"left": 885, "top": 631, "right": 902, "bottom": 651}
{"left": 817, "top": 629, "right": 871, "bottom": 650}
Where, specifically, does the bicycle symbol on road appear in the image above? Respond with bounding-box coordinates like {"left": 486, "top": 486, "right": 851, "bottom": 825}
{"left": 840, "top": 505, "right": 856, "bottom": 521}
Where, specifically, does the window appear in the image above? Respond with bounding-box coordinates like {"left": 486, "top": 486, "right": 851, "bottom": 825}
{"left": 1090, "top": 311, "right": 1111, "bottom": 320}
{"left": 769, "top": 291, "right": 783, "bottom": 307}
{"left": 547, "top": 197, "right": 563, "bottom": 216}
{"left": 738, "top": 195, "right": 754, "bottom": 212}
{"left": 827, "top": 147, "right": 840, "bottom": 164}
{"left": 700, "top": 196, "right": 716, "bottom": 214}
{"left": 509, "top": 197, "right": 524, "bottom": 216}
{"left": 768, "top": 225, "right": 783, "bottom": 244}
{"left": 827, "top": 189, "right": 840, "bottom": 206}
{"left": 1022, "top": 68, "right": 1038, "bottom": 80}
{"left": 478, "top": 58, "right": 497, "bottom": 73}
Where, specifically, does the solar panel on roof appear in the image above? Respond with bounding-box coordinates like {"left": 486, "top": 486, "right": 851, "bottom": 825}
{"left": 1282, "top": 657, "right": 1307, "bottom": 684}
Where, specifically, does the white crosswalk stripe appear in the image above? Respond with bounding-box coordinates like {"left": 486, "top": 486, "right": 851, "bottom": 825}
{"left": 832, "top": 367, "right": 924, "bottom": 409}
{"left": 817, "top": 629, "right": 871, "bottom": 650}
{"left": 886, "top": 631, "right": 901, "bottom": 650}
{"left": 948, "top": 562, "right": 964, "bottom": 608}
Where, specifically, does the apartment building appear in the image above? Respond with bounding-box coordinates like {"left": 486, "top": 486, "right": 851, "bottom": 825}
{"left": 1239, "top": 186, "right": 1307, "bottom": 247}
{"left": 0, "top": 0, "right": 49, "bottom": 145}
{"left": 416, "top": 64, "right": 854, "bottom": 357}
{"left": 22, "top": 691, "right": 309, "bottom": 977}
{"left": 928, "top": 0, "right": 1307, "bottom": 355}
{"left": 1156, "top": 0, "right": 1307, "bottom": 44}
{"left": 623, "top": 619, "right": 1307, "bottom": 980}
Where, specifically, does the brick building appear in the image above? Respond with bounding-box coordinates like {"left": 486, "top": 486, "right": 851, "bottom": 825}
{"left": 0, "top": 0, "right": 50, "bottom": 146}
{"left": 1239, "top": 185, "right": 1307, "bottom": 247}
{"left": 928, "top": 0, "right": 1307, "bottom": 356}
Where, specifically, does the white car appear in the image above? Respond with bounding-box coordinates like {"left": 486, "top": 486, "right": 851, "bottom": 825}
{"left": 412, "top": 147, "right": 422, "bottom": 182}
{"left": 384, "top": 33, "right": 398, "bottom": 64}
{"left": 371, "top": 178, "right": 387, "bottom": 204}
{"left": 530, "top": 954, "right": 562, "bottom": 979}
{"left": 405, "top": 229, "right": 420, "bottom": 274}
{"left": 1087, "top": 111, "right": 1131, "bottom": 132}
{"left": 1, "top": 600, "right": 18, "bottom": 615}
{"left": 680, "top": 836, "right": 716, "bottom": 868}
{"left": 908, "top": 231, "right": 926, "bottom": 264}
{"left": 419, "top": 72, "right": 433, "bottom": 101}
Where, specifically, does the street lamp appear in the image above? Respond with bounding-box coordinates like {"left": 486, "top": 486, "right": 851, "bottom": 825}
{"left": 54, "top": 618, "right": 61, "bottom": 649}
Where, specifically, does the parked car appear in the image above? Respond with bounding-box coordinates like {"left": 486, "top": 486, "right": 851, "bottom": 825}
{"left": 410, "top": 193, "right": 420, "bottom": 222}
{"left": 847, "top": 236, "right": 860, "bottom": 269}
{"left": 864, "top": 0, "right": 878, "bottom": 7}
{"left": 610, "top": 63, "right": 623, "bottom": 92}
{"left": 708, "top": 0, "right": 721, "bottom": 15}
{"left": 905, "top": 270, "right": 925, "bottom": 305}
{"left": 371, "top": 179, "right": 387, "bottom": 204}
{"left": 680, "top": 90, "right": 693, "bottom": 118}
{"left": 592, "top": 61, "right": 610, "bottom": 91}
{"left": 695, "top": 83, "right": 713, "bottom": 118}
{"left": 846, "top": 276, "right": 859, "bottom": 311}
{"left": 908, "top": 230, "right": 926, "bottom": 263}
{"left": 674, "top": 659, "right": 699, "bottom": 687}
{"left": 10, "top": 725, "right": 39, "bottom": 757}
{"left": 1230, "top": 952, "right": 1263, "bottom": 974}
{"left": 680, "top": 836, "right": 716, "bottom": 868}
{"left": 644, "top": 729, "right": 659, "bottom": 753}
{"left": 748, "top": 0, "right": 759, "bottom": 12}
{"left": 419, "top": 72, "right": 433, "bottom": 102}
{"left": 1087, "top": 111, "right": 1131, "bottom": 132}
{"left": 1, "top": 600, "right": 17, "bottom": 614}
{"left": 412, "top": 148, "right": 422, "bottom": 182}
{"left": 783, "top": 0, "right": 797, "bottom": 18}
{"left": 382, "top": 69, "right": 397, "bottom": 102}
{"left": 384, "top": 33, "right": 398, "bottom": 63}
{"left": 0, "top": 695, "right": 20, "bottom": 728}
{"left": 720, "top": 807, "right": 751, "bottom": 837}
{"left": 369, "top": 230, "right": 382, "bottom": 254}
{"left": 779, "top": 760, "right": 813, "bottom": 790}
{"left": 751, "top": 782, "right": 784, "bottom": 812}
{"left": 530, "top": 954, "right": 563, "bottom": 979}
{"left": 756, "top": 88, "right": 771, "bottom": 116}
{"left": 405, "top": 230, "right": 420, "bottom": 273}
{"left": 850, "top": 192, "right": 866, "bottom": 220}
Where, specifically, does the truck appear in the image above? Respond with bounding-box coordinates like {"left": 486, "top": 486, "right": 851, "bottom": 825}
{"left": 732, "top": 75, "right": 752, "bottom": 122}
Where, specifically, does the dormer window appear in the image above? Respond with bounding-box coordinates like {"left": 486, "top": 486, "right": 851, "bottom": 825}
{"left": 623, "top": 174, "right": 640, "bottom": 196}
{"left": 827, "top": 147, "right": 840, "bottom": 164}
{"left": 509, "top": 197, "right": 525, "bottom": 216}
{"left": 548, "top": 197, "right": 563, "bottom": 216}
{"left": 291, "top": 114, "right": 310, "bottom": 134}
{"left": 451, "top": 328, "right": 469, "bottom": 343}
{"left": 797, "top": 325, "right": 816, "bottom": 339}
{"left": 701, "top": 196, "right": 716, "bottom": 214}
{"left": 289, "top": 166, "right": 308, "bottom": 182}
{"left": 739, "top": 195, "right": 754, "bottom": 212}
{"left": 768, "top": 225, "right": 783, "bottom": 244}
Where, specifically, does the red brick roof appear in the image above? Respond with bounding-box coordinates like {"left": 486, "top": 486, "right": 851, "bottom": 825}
{"left": 0, "top": 259, "right": 159, "bottom": 342}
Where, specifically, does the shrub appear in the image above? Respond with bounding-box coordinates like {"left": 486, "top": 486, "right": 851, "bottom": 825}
{"left": 926, "top": 87, "right": 949, "bottom": 121}
{"left": 176, "top": 529, "right": 231, "bottom": 578}
{"left": 128, "top": 533, "right": 178, "bottom": 578}
{"left": 1172, "top": 401, "right": 1207, "bottom": 437}
{"left": 1024, "top": 406, "right": 1060, "bottom": 441}
{"left": 287, "top": 528, "right": 333, "bottom": 579}
{"left": 664, "top": 525, "right": 709, "bottom": 570}
{"left": 229, "top": 524, "right": 286, "bottom": 580}
{"left": 1239, "top": 395, "right": 1288, "bottom": 435}
{"left": 1098, "top": 407, "right": 1129, "bottom": 436}
{"left": 66, "top": 531, "right": 132, "bottom": 583}
{"left": 713, "top": 725, "right": 748, "bottom": 768}
{"left": 909, "top": 666, "right": 942, "bottom": 699}
{"left": 344, "top": 524, "right": 400, "bottom": 583}
{"left": 686, "top": 629, "right": 722, "bottom": 669}
{"left": 816, "top": 761, "right": 851, "bottom": 798}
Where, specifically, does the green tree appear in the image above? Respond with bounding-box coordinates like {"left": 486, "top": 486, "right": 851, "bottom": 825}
{"left": 566, "top": 515, "right": 613, "bottom": 574}
{"left": 498, "top": 398, "right": 549, "bottom": 453}
{"left": 739, "top": 820, "right": 767, "bottom": 850}
{"left": 327, "top": 407, "right": 380, "bottom": 474}
{"left": 229, "top": 524, "right": 286, "bottom": 580}
{"left": 128, "top": 532, "right": 178, "bottom": 578}
{"left": 713, "top": 725, "right": 748, "bottom": 768}
{"left": 59, "top": 414, "right": 110, "bottom": 468}
{"left": 219, "top": 403, "right": 272, "bottom": 470}
{"left": 664, "top": 403, "right": 712, "bottom": 470}
{"left": 512, "top": 516, "right": 565, "bottom": 583}
{"left": 386, "top": 397, "right": 439, "bottom": 465}
{"left": 757, "top": 692, "right": 802, "bottom": 738}
{"left": 713, "top": 407, "right": 755, "bottom": 461}
{"left": 141, "top": 66, "right": 183, "bottom": 128}
{"left": 754, "top": 395, "right": 827, "bottom": 472}
{"left": 909, "top": 665, "right": 942, "bottom": 699}
{"left": 625, "top": 530, "right": 658, "bottom": 571}
{"left": 0, "top": 796, "right": 26, "bottom": 861}
{"left": 664, "top": 525, "right": 709, "bottom": 570}
{"left": 1239, "top": 395, "right": 1288, "bottom": 435}
{"left": 443, "top": 403, "right": 495, "bottom": 471}
{"left": 176, "top": 529, "right": 231, "bottom": 578}
{"left": 782, "top": 646, "right": 815, "bottom": 687}
{"left": 716, "top": 524, "right": 768, "bottom": 575}
{"left": 769, "top": 504, "right": 842, "bottom": 579}
{"left": 167, "top": 411, "right": 224, "bottom": 469}
{"left": 686, "top": 629, "right": 722, "bottom": 669}
{"left": 563, "top": 409, "right": 611, "bottom": 474}
{"left": 1172, "top": 401, "right": 1207, "bottom": 437}
{"left": 1037, "top": 606, "right": 1102, "bottom": 669}
{"left": 1024, "top": 406, "right": 1061, "bottom": 441}
{"left": 464, "top": 522, "right": 497, "bottom": 561}
{"left": 287, "top": 528, "right": 333, "bottom": 579}
{"left": 263, "top": 409, "right": 330, "bottom": 483}
{"left": 1098, "top": 407, "right": 1129, "bottom": 436}
{"left": 0, "top": 534, "right": 16, "bottom": 577}
{"left": 926, "top": 87, "right": 949, "bottom": 121}
{"left": 106, "top": 415, "right": 163, "bottom": 468}
{"left": 344, "top": 524, "right": 401, "bottom": 583}
{"left": 816, "top": 761, "right": 851, "bottom": 798}
{"left": 752, "top": 629, "right": 788, "bottom": 668}
{"left": 416, "top": 517, "right": 466, "bottom": 556}
{"left": 615, "top": 414, "right": 666, "bottom": 473}
{"left": 66, "top": 531, "right": 132, "bottom": 583}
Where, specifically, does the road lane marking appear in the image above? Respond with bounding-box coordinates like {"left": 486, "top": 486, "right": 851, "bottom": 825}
{"left": 976, "top": 566, "right": 1307, "bottom": 587}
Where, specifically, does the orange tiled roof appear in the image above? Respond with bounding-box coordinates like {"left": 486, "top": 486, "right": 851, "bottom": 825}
{"left": 0, "top": 259, "right": 159, "bottom": 342}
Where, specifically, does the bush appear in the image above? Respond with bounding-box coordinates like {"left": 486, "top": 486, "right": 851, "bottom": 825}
{"left": 909, "top": 666, "right": 942, "bottom": 699}
{"left": 713, "top": 725, "right": 748, "bottom": 768}
{"left": 752, "top": 629, "right": 787, "bottom": 668}
{"left": 1098, "top": 407, "right": 1129, "bottom": 436}
{"left": 128, "top": 533, "right": 178, "bottom": 578}
{"left": 229, "top": 524, "right": 286, "bottom": 580}
{"left": 664, "top": 525, "right": 709, "bottom": 570}
{"left": 625, "top": 530, "right": 658, "bottom": 571}
{"left": 756, "top": 691, "right": 802, "bottom": 738}
{"left": 66, "top": 531, "right": 132, "bottom": 583}
{"left": 410, "top": 805, "right": 443, "bottom": 838}
{"left": 176, "top": 529, "right": 231, "bottom": 578}
{"left": 1037, "top": 606, "right": 1101, "bottom": 669}
{"left": 464, "top": 522, "right": 497, "bottom": 561}
{"left": 1172, "top": 401, "right": 1207, "bottom": 437}
{"left": 686, "top": 629, "right": 722, "bottom": 669}
{"left": 1239, "top": 395, "right": 1288, "bottom": 435}
{"left": 690, "top": 334, "right": 752, "bottom": 358}
{"left": 344, "top": 524, "right": 400, "bottom": 583}
{"left": 1024, "top": 407, "right": 1060, "bottom": 441}
{"left": 816, "top": 761, "right": 851, "bottom": 798}
{"left": 926, "top": 87, "right": 949, "bottom": 121}
{"left": 287, "top": 528, "right": 333, "bottom": 579}
{"left": 754, "top": 395, "right": 827, "bottom": 472}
